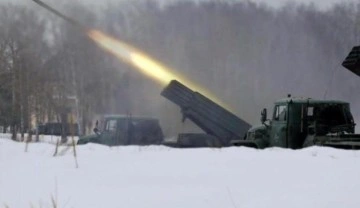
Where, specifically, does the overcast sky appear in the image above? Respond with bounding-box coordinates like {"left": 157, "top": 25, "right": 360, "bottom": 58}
{"left": 249, "top": 0, "right": 356, "bottom": 9}
{"left": 1, "top": 0, "right": 358, "bottom": 10}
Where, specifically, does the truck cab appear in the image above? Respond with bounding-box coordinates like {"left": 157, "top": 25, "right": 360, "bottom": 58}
{"left": 235, "top": 97, "right": 355, "bottom": 149}
{"left": 77, "top": 115, "right": 164, "bottom": 146}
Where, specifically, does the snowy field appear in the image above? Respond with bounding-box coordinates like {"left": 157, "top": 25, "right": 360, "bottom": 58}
{"left": 1, "top": 135, "right": 360, "bottom": 208}
{"left": 0, "top": 133, "right": 78, "bottom": 145}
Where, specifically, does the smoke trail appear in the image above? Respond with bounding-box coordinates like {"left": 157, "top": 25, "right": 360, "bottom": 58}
{"left": 87, "top": 29, "right": 234, "bottom": 112}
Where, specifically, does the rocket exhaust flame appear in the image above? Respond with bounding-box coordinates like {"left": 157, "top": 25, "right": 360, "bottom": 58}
{"left": 87, "top": 30, "right": 177, "bottom": 86}
{"left": 87, "top": 30, "right": 232, "bottom": 111}
{"left": 32, "top": 0, "right": 235, "bottom": 112}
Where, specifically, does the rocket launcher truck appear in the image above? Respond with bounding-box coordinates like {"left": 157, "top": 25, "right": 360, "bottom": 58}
{"left": 161, "top": 47, "right": 360, "bottom": 149}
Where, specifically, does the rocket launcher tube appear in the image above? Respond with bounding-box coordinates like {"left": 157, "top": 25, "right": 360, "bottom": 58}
{"left": 161, "top": 80, "right": 251, "bottom": 145}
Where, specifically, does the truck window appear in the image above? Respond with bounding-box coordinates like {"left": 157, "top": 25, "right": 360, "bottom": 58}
{"left": 274, "top": 105, "right": 287, "bottom": 121}
{"left": 105, "top": 119, "right": 117, "bottom": 132}
{"left": 316, "top": 105, "right": 346, "bottom": 126}
{"left": 306, "top": 106, "right": 315, "bottom": 122}
{"left": 307, "top": 107, "right": 314, "bottom": 116}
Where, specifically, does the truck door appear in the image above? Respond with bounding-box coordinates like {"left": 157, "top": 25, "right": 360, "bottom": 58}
{"left": 270, "top": 104, "right": 288, "bottom": 147}
{"left": 287, "top": 104, "right": 308, "bottom": 149}
{"left": 116, "top": 119, "right": 129, "bottom": 145}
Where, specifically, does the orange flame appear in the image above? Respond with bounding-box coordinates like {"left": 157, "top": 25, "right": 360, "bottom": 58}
{"left": 87, "top": 29, "right": 234, "bottom": 112}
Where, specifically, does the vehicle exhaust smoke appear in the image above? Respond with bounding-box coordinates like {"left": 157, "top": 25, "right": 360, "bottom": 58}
{"left": 32, "top": 0, "right": 235, "bottom": 113}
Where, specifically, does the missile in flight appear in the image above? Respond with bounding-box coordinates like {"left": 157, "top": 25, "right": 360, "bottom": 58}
{"left": 32, "top": 0, "right": 86, "bottom": 30}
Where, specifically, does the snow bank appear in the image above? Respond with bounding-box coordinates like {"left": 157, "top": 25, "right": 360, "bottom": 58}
{"left": 1, "top": 139, "right": 360, "bottom": 208}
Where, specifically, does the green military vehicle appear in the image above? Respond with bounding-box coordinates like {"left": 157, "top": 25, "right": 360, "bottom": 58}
{"left": 161, "top": 80, "right": 360, "bottom": 149}
{"left": 231, "top": 45, "right": 360, "bottom": 149}
{"left": 231, "top": 97, "right": 359, "bottom": 149}
{"left": 77, "top": 115, "right": 164, "bottom": 146}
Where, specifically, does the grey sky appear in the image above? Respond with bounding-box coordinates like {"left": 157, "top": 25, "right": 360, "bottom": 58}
{"left": 250, "top": 0, "right": 356, "bottom": 9}
{"left": 1, "top": 0, "right": 357, "bottom": 10}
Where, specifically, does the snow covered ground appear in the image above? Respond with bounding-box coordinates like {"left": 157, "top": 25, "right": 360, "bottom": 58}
{"left": 0, "top": 133, "right": 78, "bottom": 145}
{"left": 1, "top": 136, "right": 360, "bottom": 208}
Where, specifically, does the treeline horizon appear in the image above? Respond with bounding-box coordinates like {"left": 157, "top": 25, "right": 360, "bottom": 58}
{"left": 1, "top": 0, "right": 360, "bottom": 137}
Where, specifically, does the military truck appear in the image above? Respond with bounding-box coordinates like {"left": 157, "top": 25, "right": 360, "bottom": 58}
{"left": 77, "top": 115, "right": 164, "bottom": 146}
{"left": 231, "top": 97, "right": 360, "bottom": 149}
{"left": 230, "top": 44, "right": 360, "bottom": 149}
{"left": 161, "top": 80, "right": 360, "bottom": 149}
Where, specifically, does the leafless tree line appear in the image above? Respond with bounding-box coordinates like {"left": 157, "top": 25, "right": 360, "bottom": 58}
{"left": 1, "top": 1, "right": 360, "bottom": 138}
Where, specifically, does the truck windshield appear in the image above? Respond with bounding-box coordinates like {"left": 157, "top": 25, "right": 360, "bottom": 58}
{"left": 105, "top": 119, "right": 117, "bottom": 132}
{"left": 273, "top": 105, "right": 287, "bottom": 121}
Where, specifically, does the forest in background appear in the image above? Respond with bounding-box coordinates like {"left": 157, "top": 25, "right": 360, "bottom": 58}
{"left": 1, "top": 0, "right": 360, "bottom": 137}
